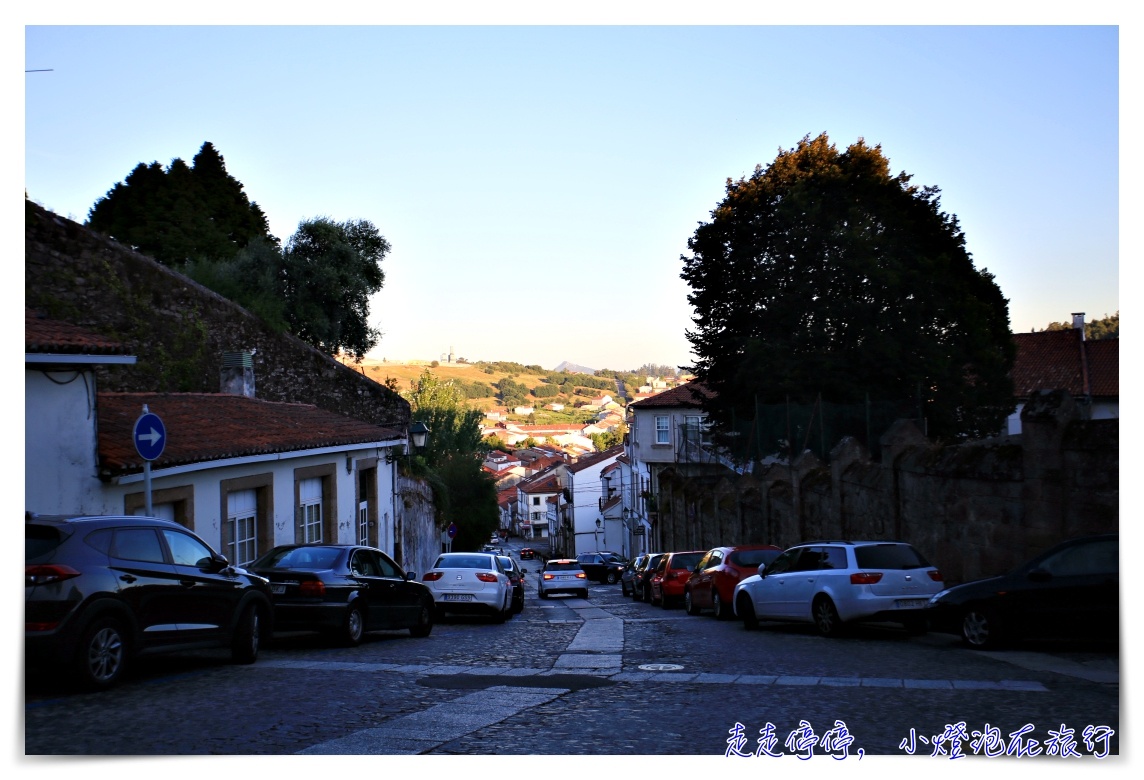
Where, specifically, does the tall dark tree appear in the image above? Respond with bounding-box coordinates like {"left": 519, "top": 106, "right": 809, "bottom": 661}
{"left": 281, "top": 217, "right": 389, "bottom": 358}
{"left": 681, "top": 133, "right": 1015, "bottom": 440}
{"left": 87, "top": 142, "right": 275, "bottom": 266}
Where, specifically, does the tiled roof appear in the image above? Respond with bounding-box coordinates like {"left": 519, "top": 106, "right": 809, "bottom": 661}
{"left": 627, "top": 381, "right": 713, "bottom": 409}
{"left": 98, "top": 392, "right": 403, "bottom": 474}
{"left": 519, "top": 472, "right": 561, "bottom": 494}
{"left": 1011, "top": 331, "right": 1119, "bottom": 399}
{"left": 568, "top": 444, "right": 624, "bottom": 473}
{"left": 25, "top": 308, "right": 130, "bottom": 355}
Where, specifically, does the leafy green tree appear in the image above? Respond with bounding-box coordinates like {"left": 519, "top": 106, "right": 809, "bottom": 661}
{"left": 183, "top": 237, "right": 289, "bottom": 333}
{"left": 681, "top": 133, "right": 1015, "bottom": 440}
{"left": 405, "top": 370, "right": 498, "bottom": 547}
{"left": 281, "top": 217, "right": 389, "bottom": 358}
{"left": 1040, "top": 311, "right": 1118, "bottom": 340}
{"left": 87, "top": 142, "right": 275, "bottom": 266}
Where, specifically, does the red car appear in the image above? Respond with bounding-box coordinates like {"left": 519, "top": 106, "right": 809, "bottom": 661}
{"left": 649, "top": 550, "right": 706, "bottom": 608}
{"left": 684, "top": 544, "right": 782, "bottom": 619}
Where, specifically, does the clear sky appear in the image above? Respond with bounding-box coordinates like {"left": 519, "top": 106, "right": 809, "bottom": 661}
{"left": 21, "top": 9, "right": 1123, "bottom": 373}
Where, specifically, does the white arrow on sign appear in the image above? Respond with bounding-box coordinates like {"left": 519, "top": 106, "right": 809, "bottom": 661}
{"left": 137, "top": 427, "right": 163, "bottom": 446}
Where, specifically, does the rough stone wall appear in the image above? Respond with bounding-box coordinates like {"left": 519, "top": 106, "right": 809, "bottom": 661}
{"left": 396, "top": 475, "right": 440, "bottom": 578}
{"left": 25, "top": 200, "right": 408, "bottom": 429}
{"left": 654, "top": 391, "right": 1117, "bottom": 585}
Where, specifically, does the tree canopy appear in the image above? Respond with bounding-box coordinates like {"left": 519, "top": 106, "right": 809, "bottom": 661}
{"left": 281, "top": 217, "right": 389, "bottom": 358}
{"left": 681, "top": 133, "right": 1015, "bottom": 440}
{"left": 405, "top": 370, "right": 498, "bottom": 550}
{"left": 87, "top": 142, "right": 275, "bottom": 265}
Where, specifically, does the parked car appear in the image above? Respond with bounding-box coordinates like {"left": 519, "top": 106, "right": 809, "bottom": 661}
{"left": 538, "top": 559, "right": 588, "bottom": 599}
{"left": 421, "top": 552, "right": 513, "bottom": 622}
{"left": 927, "top": 533, "right": 1118, "bottom": 649}
{"left": 497, "top": 555, "right": 526, "bottom": 614}
{"left": 25, "top": 513, "right": 272, "bottom": 690}
{"left": 576, "top": 551, "right": 627, "bottom": 584}
{"left": 248, "top": 544, "right": 433, "bottom": 645}
{"left": 649, "top": 550, "right": 706, "bottom": 607}
{"left": 685, "top": 544, "right": 782, "bottom": 619}
{"left": 733, "top": 540, "right": 943, "bottom": 636}
{"left": 520, "top": 548, "right": 535, "bottom": 560}
{"left": 632, "top": 553, "right": 665, "bottom": 602}
{"left": 620, "top": 554, "right": 647, "bottom": 596}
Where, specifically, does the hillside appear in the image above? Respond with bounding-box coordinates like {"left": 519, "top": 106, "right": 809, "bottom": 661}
{"left": 344, "top": 358, "right": 625, "bottom": 424}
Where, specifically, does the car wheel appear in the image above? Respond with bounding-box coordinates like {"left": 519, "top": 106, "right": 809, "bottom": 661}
{"left": 578, "top": 589, "right": 588, "bottom": 599}
{"left": 632, "top": 583, "right": 643, "bottom": 602}
{"left": 813, "top": 596, "right": 843, "bottom": 638}
{"left": 649, "top": 586, "right": 661, "bottom": 606}
{"left": 713, "top": 590, "right": 729, "bottom": 620}
{"left": 737, "top": 594, "right": 758, "bottom": 630}
{"left": 961, "top": 607, "right": 1000, "bottom": 649}
{"left": 231, "top": 602, "right": 262, "bottom": 663}
{"left": 342, "top": 605, "right": 365, "bottom": 647}
{"left": 75, "top": 615, "right": 129, "bottom": 690}
{"left": 605, "top": 571, "right": 619, "bottom": 585}
{"left": 409, "top": 601, "right": 433, "bottom": 638}
{"left": 539, "top": 589, "right": 549, "bottom": 600}
{"left": 685, "top": 590, "right": 701, "bottom": 616}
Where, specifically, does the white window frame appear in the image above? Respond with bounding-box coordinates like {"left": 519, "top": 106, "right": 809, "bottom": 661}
{"left": 300, "top": 477, "right": 323, "bottom": 543}
{"left": 227, "top": 489, "right": 258, "bottom": 566}
{"left": 655, "top": 415, "right": 670, "bottom": 445}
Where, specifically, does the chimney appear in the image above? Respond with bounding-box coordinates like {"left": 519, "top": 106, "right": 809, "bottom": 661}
{"left": 221, "top": 350, "right": 256, "bottom": 397}
{"left": 1071, "top": 312, "right": 1086, "bottom": 340}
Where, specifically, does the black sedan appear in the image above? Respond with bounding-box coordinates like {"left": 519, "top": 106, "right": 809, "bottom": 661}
{"left": 249, "top": 544, "right": 434, "bottom": 646}
{"left": 498, "top": 555, "right": 526, "bottom": 614}
{"left": 926, "top": 533, "right": 1118, "bottom": 649}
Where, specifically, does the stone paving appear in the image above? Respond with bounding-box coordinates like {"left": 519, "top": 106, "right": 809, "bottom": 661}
{"left": 24, "top": 557, "right": 1119, "bottom": 757}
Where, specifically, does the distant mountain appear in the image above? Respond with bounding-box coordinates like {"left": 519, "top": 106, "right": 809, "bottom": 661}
{"left": 554, "top": 360, "right": 596, "bottom": 375}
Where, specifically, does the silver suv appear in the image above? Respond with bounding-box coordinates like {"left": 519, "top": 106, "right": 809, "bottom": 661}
{"left": 538, "top": 559, "right": 588, "bottom": 599}
{"left": 732, "top": 541, "right": 943, "bottom": 636}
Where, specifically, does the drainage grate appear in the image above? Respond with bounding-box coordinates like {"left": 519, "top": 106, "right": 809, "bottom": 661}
{"left": 638, "top": 663, "right": 684, "bottom": 671}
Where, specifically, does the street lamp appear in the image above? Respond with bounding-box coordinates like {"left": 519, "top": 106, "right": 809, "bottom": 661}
{"left": 594, "top": 517, "right": 602, "bottom": 551}
{"left": 409, "top": 421, "right": 430, "bottom": 450}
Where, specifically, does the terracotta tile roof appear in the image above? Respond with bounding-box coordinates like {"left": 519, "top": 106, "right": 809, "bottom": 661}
{"left": 1011, "top": 331, "right": 1119, "bottom": 399}
{"left": 519, "top": 472, "right": 561, "bottom": 494}
{"left": 601, "top": 494, "right": 622, "bottom": 512}
{"left": 25, "top": 308, "right": 130, "bottom": 355}
{"left": 567, "top": 444, "right": 624, "bottom": 473}
{"left": 627, "top": 381, "right": 714, "bottom": 409}
{"left": 98, "top": 392, "right": 403, "bottom": 475}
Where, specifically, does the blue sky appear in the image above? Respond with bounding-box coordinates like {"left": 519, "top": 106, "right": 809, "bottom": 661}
{"left": 21, "top": 16, "right": 1122, "bottom": 372}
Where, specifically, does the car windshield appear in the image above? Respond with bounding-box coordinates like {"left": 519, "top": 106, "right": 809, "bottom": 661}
{"left": 256, "top": 546, "right": 341, "bottom": 569}
{"left": 435, "top": 554, "right": 495, "bottom": 569}
{"left": 853, "top": 544, "right": 930, "bottom": 570}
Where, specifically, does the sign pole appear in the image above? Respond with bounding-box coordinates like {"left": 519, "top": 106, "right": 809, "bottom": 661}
{"left": 144, "top": 461, "right": 153, "bottom": 515}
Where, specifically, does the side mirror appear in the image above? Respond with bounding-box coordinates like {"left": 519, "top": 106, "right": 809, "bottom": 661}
{"left": 405, "top": 571, "right": 417, "bottom": 580}
{"left": 757, "top": 564, "right": 768, "bottom": 578}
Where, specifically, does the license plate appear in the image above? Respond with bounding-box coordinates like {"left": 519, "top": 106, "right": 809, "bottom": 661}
{"left": 270, "top": 584, "right": 286, "bottom": 594}
{"left": 896, "top": 599, "right": 927, "bottom": 609}
{"left": 444, "top": 594, "right": 473, "bottom": 602}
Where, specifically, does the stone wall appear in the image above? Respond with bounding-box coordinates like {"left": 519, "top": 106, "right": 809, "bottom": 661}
{"left": 655, "top": 390, "right": 1118, "bottom": 585}
{"left": 25, "top": 200, "right": 408, "bottom": 429}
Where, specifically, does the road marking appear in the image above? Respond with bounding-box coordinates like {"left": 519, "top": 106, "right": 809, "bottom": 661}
{"left": 298, "top": 685, "right": 569, "bottom": 754}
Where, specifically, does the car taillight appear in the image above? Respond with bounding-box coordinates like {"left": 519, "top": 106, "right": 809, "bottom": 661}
{"left": 25, "top": 564, "right": 81, "bottom": 587}
{"left": 927, "top": 569, "right": 943, "bottom": 582}
{"left": 422, "top": 572, "right": 443, "bottom": 581}
{"left": 543, "top": 573, "right": 555, "bottom": 580}
{"left": 299, "top": 580, "right": 325, "bottom": 596}
{"left": 850, "top": 572, "right": 883, "bottom": 585}
{"left": 575, "top": 572, "right": 586, "bottom": 579}
{"left": 476, "top": 572, "right": 499, "bottom": 583}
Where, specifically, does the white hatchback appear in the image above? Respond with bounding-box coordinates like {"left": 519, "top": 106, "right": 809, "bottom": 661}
{"left": 732, "top": 541, "right": 943, "bottom": 636}
{"left": 422, "top": 552, "right": 512, "bottom": 622}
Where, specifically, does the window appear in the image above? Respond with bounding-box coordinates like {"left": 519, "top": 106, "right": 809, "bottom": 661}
{"left": 111, "top": 529, "right": 165, "bottom": 563}
{"left": 532, "top": 496, "right": 541, "bottom": 506}
{"left": 227, "top": 489, "right": 258, "bottom": 566}
{"left": 655, "top": 415, "right": 670, "bottom": 445}
{"left": 294, "top": 464, "right": 337, "bottom": 545}
{"left": 683, "top": 415, "right": 702, "bottom": 445}
{"left": 163, "top": 529, "right": 214, "bottom": 568}
{"left": 220, "top": 473, "right": 273, "bottom": 568}
{"left": 300, "top": 484, "right": 323, "bottom": 543}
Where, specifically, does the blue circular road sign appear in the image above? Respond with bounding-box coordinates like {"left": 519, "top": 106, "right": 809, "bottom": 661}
{"left": 133, "top": 411, "right": 167, "bottom": 461}
{"left": 447, "top": 523, "right": 458, "bottom": 539}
